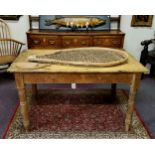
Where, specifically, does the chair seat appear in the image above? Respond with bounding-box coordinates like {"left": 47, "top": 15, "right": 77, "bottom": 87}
{"left": 0, "top": 55, "right": 16, "bottom": 65}
{"left": 148, "top": 61, "right": 155, "bottom": 66}
{"left": 0, "top": 64, "right": 9, "bottom": 73}
{"left": 148, "top": 50, "right": 155, "bottom": 58}
{"left": 0, "top": 64, "right": 9, "bottom": 69}
{"left": 147, "top": 50, "right": 155, "bottom": 65}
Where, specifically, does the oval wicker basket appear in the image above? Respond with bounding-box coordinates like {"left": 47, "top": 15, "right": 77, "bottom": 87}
{"left": 28, "top": 47, "right": 128, "bottom": 67}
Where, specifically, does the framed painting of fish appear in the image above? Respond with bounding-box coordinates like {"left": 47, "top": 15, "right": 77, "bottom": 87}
{"left": 39, "top": 15, "right": 110, "bottom": 31}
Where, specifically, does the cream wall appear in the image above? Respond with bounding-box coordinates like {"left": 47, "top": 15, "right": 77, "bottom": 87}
{"left": 121, "top": 15, "right": 155, "bottom": 60}
{"left": 6, "top": 15, "right": 29, "bottom": 50}
{"left": 5, "top": 15, "right": 155, "bottom": 60}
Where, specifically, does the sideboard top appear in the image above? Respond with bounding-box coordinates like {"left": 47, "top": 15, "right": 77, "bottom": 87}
{"left": 27, "top": 30, "right": 125, "bottom": 36}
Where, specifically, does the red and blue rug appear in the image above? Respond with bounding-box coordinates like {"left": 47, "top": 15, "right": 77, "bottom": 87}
{"left": 5, "top": 89, "right": 151, "bottom": 138}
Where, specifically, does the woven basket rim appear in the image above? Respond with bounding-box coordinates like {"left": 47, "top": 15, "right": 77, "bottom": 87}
{"left": 28, "top": 47, "right": 128, "bottom": 67}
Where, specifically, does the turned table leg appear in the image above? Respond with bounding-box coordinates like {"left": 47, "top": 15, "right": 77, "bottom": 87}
{"left": 15, "top": 74, "right": 30, "bottom": 131}
{"left": 32, "top": 84, "right": 37, "bottom": 97}
{"left": 111, "top": 83, "right": 116, "bottom": 99}
{"left": 125, "top": 74, "right": 141, "bottom": 132}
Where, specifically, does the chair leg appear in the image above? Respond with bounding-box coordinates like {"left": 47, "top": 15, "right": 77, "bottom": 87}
{"left": 111, "top": 83, "right": 116, "bottom": 99}
{"left": 150, "top": 65, "right": 155, "bottom": 76}
{"left": 141, "top": 73, "right": 144, "bottom": 79}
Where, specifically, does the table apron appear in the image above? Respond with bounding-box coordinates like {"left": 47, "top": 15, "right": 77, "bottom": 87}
{"left": 15, "top": 73, "right": 141, "bottom": 84}
{"left": 14, "top": 72, "right": 142, "bottom": 132}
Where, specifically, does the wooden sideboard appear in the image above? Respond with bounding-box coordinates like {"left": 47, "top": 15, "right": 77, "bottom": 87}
{"left": 27, "top": 30, "right": 125, "bottom": 49}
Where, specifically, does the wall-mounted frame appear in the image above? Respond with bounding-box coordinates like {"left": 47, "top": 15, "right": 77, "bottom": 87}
{"left": 39, "top": 15, "right": 110, "bottom": 31}
{"left": 131, "top": 15, "right": 153, "bottom": 27}
{"left": 0, "top": 15, "right": 22, "bottom": 20}
{"left": 29, "top": 15, "right": 121, "bottom": 31}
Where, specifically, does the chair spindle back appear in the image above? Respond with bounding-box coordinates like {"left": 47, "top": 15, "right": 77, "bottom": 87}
{"left": 0, "top": 19, "right": 23, "bottom": 58}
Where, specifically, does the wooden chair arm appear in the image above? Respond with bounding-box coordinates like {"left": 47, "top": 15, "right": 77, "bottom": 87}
{"left": 0, "top": 38, "right": 25, "bottom": 45}
{"left": 0, "top": 38, "right": 25, "bottom": 57}
{"left": 11, "top": 38, "right": 25, "bottom": 45}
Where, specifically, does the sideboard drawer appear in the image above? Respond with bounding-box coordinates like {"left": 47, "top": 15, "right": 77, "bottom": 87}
{"left": 62, "top": 36, "right": 91, "bottom": 48}
{"left": 45, "top": 36, "right": 60, "bottom": 48}
{"left": 93, "top": 36, "right": 123, "bottom": 48}
{"left": 27, "top": 30, "right": 125, "bottom": 49}
{"left": 28, "top": 35, "right": 45, "bottom": 48}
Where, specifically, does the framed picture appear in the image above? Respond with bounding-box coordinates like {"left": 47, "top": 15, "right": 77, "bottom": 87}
{"left": 0, "top": 15, "right": 22, "bottom": 20}
{"left": 39, "top": 15, "right": 110, "bottom": 31}
{"left": 131, "top": 15, "right": 153, "bottom": 27}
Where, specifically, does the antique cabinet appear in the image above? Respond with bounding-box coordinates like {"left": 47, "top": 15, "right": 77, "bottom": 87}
{"left": 27, "top": 15, "right": 125, "bottom": 49}
{"left": 27, "top": 30, "right": 125, "bottom": 49}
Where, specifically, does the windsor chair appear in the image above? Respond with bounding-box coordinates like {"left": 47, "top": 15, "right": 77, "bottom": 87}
{"left": 0, "top": 18, "right": 24, "bottom": 71}
{"left": 140, "top": 38, "right": 155, "bottom": 77}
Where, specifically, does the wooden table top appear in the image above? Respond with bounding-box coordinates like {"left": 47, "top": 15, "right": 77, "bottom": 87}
{"left": 8, "top": 48, "right": 148, "bottom": 73}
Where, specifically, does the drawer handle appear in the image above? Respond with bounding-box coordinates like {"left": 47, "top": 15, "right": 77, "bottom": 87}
{"left": 96, "top": 41, "right": 101, "bottom": 45}
{"left": 81, "top": 41, "right": 87, "bottom": 45}
{"left": 73, "top": 39, "right": 78, "bottom": 43}
{"left": 33, "top": 40, "right": 40, "bottom": 44}
{"left": 65, "top": 41, "right": 70, "bottom": 45}
{"left": 49, "top": 40, "right": 55, "bottom": 45}
{"left": 43, "top": 38, "right": 46, "bottom": 43}
{"left": 112, "top": 41, "right": 119, "bottom": 45}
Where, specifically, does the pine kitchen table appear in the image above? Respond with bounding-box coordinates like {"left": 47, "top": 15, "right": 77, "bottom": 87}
{"left": 8, "top": 48, "right": 148, "bottom": 132}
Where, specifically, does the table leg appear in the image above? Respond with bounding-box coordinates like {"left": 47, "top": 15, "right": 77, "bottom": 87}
{"left": 32, "top": 84, "right": 37, "bottom": 97}
{"left": 125, "top": 74, "right": 141, "bottom": 132}
{"left": 111, "top": 83, "right": 116, "bottom": 99}
{"left": 15, "top": 74, "right": 29, "bottom": 131}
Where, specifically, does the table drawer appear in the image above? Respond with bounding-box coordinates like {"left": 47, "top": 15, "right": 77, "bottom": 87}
{"left": 62, "top": 36, "right": 91, "bottom": 48}
{"left": 93, "top": 36, "right": 123, "bottom": 48}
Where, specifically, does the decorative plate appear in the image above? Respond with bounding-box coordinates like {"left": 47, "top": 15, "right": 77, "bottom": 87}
{"left": 28, "top": 47, "right": 128, "bottom": 67}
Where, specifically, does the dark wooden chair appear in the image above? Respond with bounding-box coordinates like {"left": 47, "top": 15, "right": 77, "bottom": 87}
{"left": 0, "top": 18, "right": 24, "bottom": 71}
{"left": 140, "top": 38, "right": 155, "bottom": 77}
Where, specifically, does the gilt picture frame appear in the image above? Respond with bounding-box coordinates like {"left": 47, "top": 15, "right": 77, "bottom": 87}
{"left": 131, "top": 15, "right": 153, "bottom": 27}
{"left": 0, "top": 15, "right": 22, "bottom": 20}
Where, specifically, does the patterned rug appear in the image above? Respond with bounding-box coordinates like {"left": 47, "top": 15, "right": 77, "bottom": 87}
{"left": 5, "top": 89, "right": 150, "bottom": 138}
